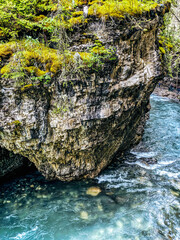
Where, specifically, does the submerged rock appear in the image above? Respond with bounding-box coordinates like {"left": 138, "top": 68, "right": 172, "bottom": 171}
{"left": 86, "top": 186, "right": 101, "bottom": 196}
{"left": 115, "top": 196, "right": 127, "bottom": 205}
{"left": 80, "top": 211, "right": 89, "bottom": 220}
{"left": 0, "top": 4, "right": 170, "bottom": 181}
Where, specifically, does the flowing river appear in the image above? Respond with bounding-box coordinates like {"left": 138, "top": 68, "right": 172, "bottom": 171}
{"left": 0, "top": 95, "right": 180, "bottom": 240}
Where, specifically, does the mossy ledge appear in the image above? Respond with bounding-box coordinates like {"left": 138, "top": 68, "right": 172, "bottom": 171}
{"left": 0, "top": 0, "right": 171, "bottom": 40}
{"left": 0, "top": 2, "right": 170, "bottom": 180}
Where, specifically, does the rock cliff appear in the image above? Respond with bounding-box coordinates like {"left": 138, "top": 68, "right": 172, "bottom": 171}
{"left": 0, "top": 2, "right": 170, "bottom": 181}
{"left": 155, "top": 1, "right": 180, "bottom": 100}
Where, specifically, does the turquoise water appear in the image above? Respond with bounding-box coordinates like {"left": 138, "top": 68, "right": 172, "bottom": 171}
{"left": 0, "top": 95, "right": 180, "bottom": 240}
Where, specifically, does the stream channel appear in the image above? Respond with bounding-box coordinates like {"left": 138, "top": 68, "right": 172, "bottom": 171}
{"left": 0, "top": 94, "right": 180, "bottom": 240}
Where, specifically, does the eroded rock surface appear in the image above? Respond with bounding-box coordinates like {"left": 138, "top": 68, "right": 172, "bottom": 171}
{"left": 0, "top": 147, "right": 34, "bottom": 181}
{"left": 0, "top": 4, "right": 170, "bottom": 180}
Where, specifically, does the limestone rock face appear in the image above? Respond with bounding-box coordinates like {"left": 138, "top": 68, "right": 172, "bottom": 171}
{"left": 0, "top": 4, "right": 170, "bottom": 180}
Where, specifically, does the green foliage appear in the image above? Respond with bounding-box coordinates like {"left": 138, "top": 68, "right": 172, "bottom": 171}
{"left": 159, "top": 6, "right": 180, "bottom": 79}
{"left": 0, "top": 0, "right": 86, "bottom": 40}
{"left": 31, "top": 74, "right": 51, "bottom": 85}
{"left": 53, "top": 104, "right": 69, "bottom": 115}
{"left": 78, "top": 43, "right": 116, "bottom": 71}
{"left": 0, "top": 0, "right": 54, "bottom": 39}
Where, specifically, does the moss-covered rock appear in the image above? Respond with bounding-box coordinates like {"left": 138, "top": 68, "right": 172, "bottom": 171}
{"left": 0, "top": 1, "right": 171, "bottom": 181}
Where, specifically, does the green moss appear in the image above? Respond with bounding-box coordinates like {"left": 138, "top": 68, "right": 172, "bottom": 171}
{"left": 0, "top": 0, "right": 171, "bottom": 40}
{"left": 72, "top": 11, "right": 83, "bottom": 17}
{"left": 0, "top": 0, "right": 171, "bottom": 84}
{"left": 8, "top": 120, "right": 22, "bottom": 126}
{"left": 0, "top": 45, "right": 14, "bottom": 59}
{"left": 20, "top": 84, "right": 33, "bottom": 92}
{"left": 79, "top": 52, "right": 94, "bottom": 65}
{"left": 88, "top": 0, "right": 159, "bottom": 19}
{"left": 68, "top": 16, "right": 84, "bottom": 26}
{"left": 165, "top": 43, "right": 173, "bottom": 49}
{"left": 90, "top": 45, "right": 110, "bottom": 55}
{"left": 7, "top": 120, "right": 22, "bottom": 136}
{"left": 0, "top": 39, "right": 64, "bottom": 79}
{"left": 1, "top": 65, "right": 12, "bottom": 75}
{"left": 0, "top": 36, "right": 117, "bottom": 80}
{"left": 24, "top": 67, "right": 48, "bottom": 77}
{"left": 159, "top": 46, "right": 166, "bottom": 54}
{"left": 0, "top": 40, "right": 115, "bottom": 79}
{"left": 0, "top": 39, "right": 104, "bottom": 82}
{"left": 78, "top": 43, "right": 116, "bottom": 70}
{"left": 33, "top": 15, "right": 46, "bottom": 22}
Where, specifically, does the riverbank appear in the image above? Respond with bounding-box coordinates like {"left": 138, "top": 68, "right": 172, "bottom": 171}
{"left": 153, "top": 86, "right": 180, "bottom": 102}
